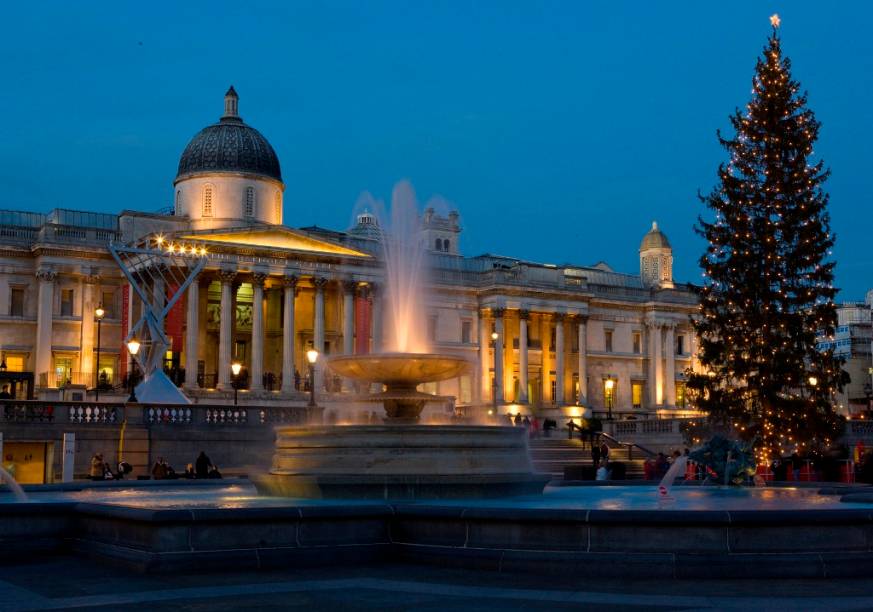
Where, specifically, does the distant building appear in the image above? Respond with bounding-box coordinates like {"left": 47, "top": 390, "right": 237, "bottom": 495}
{"left": 817, "top": 294, "right": 873, "bottom": 416}
{"left": 0, "top": 87, "right": 702, "bottom": 420}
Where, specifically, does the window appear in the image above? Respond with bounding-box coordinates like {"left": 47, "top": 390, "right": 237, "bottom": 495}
{"left": 4, "top": 354, "right": 24, "bottom": 372}
{"left": 202, "top": 184, "right": 214, "bottom": 217}
{"left": 428, "top": 315, "right": 438, "bottom": 342}
{"left": 461, "top": 320, "right": 471, "bottom": 344}
{"left": 676, "top": 334, "right": 685, "bottom": 355}
{"left": 604, "top": 330, "right": 613, "bottom": 353}
{"left": 61, "top": 289, "right": 74, "bottom": 316}
{"left": 632, "top": 382, "right": 644, "bottom": 408}
{"left": 459, "top": 375, "right": 472, "bottom": 404}
{"left": 101, "top": 291, "right": 115, "bottom": 318}
{"left": 434, "top": 238, "right": 442, "bottom": 251}
{"left": 443, "top": 239, "right": 450, "bottom": 252}
{"left": 244, "top": 186, "right": 255, "bottom": 218}
{"left": 175, "top": 190, "right": 181, "bottom": 212}
{"left": 274, "top": 191, "right": 282, "bottom": 223}
{"left": 549, "top": 326, "right": 556, "bottom": 351}
{"left": 9, "top": 287, "right": 24, "bottom": 317}
{"left": 550, "top": 379, "right": 557, "bottom": 404}
{"left": 676, "top": 381, "right": 687, "bottom": 408}
{"left": 603, "top": 378, "right": 616, "bottom": 410}
{"left": 54, "top": 357, "right": 73, "bottom": 387}
{"left": 97, "top": 355, "right": 116, "bottom": 386}
{"left": 632, "top": 332, "right": 641, "bottom": 354}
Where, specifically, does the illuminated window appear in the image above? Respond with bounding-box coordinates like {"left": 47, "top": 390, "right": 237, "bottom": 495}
{"left": 54, "top": 357, "right": 73, "bottom": 387}
{"left": 632, "top": 382, "right": 643, "bottom": 408}
{"left": 604, "top": 330, "right": 613, "bottom": 352}
{"left": 5, "top": 354, "right": 24, "bottom": 372}
{"left": 603, "top": 378, "right": 616, "bottom": 410}
{"left": 97, "top": 355, "right": 116, "bottom": 385}
{"left": 676, "top": 381, "right": 687, "bottom": 408}
{"left": 9, "top": 287, "right": 24, "bottom": 317}
{"left": 632, "top": 332, "right": 641, "bottom": 354}
{"left": 245, "top": 186, "right": 255, "bottom": 218}
{"left": 60, "top": 289, "right": 74, "bottom": 317}
{"left": 202, "top": 185, "right": 214, "bottom": 217}
{"left": 274, "top": 191, "right": 282, "bottom": 222}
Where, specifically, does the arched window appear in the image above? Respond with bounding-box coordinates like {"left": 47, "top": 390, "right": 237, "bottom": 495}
{"left": 274, "top": 190, "right": 282, "bottom": 223}
{"left": 435, "top": 238, "right": 442, "bottom": 251}
{"left": 202, "top": 184, "right": 214, "bottom": 217}
{"left": 245, "top": 187, "right": 256, "bottom": 218}
{"left": 175, "top": 190, "right": 181, "bottom": 213}
{"left": 443, "top": 239, "right": 450, "bottom": 252}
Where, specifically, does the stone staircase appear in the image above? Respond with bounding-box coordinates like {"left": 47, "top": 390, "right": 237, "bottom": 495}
{"left": 528, "top": 436, "right": 649, "bottom": 481}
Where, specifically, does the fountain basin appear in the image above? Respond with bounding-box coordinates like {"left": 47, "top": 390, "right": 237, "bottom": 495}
{"left": 254, "top": 425, "right": 550, "bottom": 499}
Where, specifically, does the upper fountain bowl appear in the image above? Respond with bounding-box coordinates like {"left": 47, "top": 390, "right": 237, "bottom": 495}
{"left": 328, "top": 353, "right": 470, "bottom": 388}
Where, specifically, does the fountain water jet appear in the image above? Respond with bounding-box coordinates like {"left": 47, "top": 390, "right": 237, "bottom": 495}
{"left": 0, "top": 466, "right": 28, "bottom": 502}
{"left": 255, "top": 181, "right": 548, "bottom": 499}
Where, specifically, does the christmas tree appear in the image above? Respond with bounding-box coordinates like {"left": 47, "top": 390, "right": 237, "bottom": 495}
{"left": 688, "top": 15, "right": 847, "bottom": 463}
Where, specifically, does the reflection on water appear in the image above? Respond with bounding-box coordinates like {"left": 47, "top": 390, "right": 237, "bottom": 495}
{"left": 2, "top": 483, "right": 871, "bottom": 511}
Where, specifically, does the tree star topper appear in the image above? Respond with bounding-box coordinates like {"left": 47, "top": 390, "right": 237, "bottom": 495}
{"left": 770, "top": 13, "right": 781, "bottom": 28}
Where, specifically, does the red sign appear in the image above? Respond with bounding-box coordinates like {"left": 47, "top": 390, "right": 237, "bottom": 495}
{"left": 165, "top": 283, "right": 185, "bottom": 352}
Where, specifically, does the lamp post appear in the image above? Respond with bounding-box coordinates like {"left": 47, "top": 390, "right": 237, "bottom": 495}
{"left": 491, "top": 331, "right": 499, "bottom": 413}
{"left": 126, "top": 338, "right": 140, "bottom": 403}
{"left": 306, "top": 349, "right": 319, "bottom": 408}
{"left": 94, "top": 304, "right": 105, "bottom": 402}
{"left": 605, "top": 377, "right": 616, "bottom": 421}
{"left": 231, "top": 361, "right": 242, "bottom": 406}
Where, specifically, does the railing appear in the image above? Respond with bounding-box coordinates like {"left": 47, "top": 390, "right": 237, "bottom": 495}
{"left": 597, "top": 432, "right": 657, "bottom": 460}
{"left": 0, "top": 400, "right": 314, "bottom": 427}
{"left": 604, "top": 418, "right": 694, "bottom": 438}
{"left": 38, "top": 371, "right": 123, "bottom": 389}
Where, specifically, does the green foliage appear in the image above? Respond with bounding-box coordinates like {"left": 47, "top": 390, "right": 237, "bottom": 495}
{"left": 690, "top": 28, "right": 847, "bottom": 461}
{"left": 688, "top": 435, "right": 756, "bottom": 485}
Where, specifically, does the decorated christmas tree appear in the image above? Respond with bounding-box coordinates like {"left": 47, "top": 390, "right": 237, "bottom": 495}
{"left": 688, "top": 15, "right": 847, "bottom": 462}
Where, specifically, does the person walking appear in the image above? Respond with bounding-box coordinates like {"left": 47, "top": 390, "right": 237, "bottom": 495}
{"left": 591, "top": 443, "right": 601, "bottom": 469}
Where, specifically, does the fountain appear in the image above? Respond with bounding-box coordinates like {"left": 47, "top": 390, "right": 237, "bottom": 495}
{"left": 0, "top": 465, "right": 28, "bottom": 502}
{"left": 255, "top": 182, "right": 549, "bottom": 499}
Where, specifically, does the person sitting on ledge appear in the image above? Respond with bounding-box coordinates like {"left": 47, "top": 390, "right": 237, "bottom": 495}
{"left": 596, "top": 460, "right": 610, "bottom": 481}
{"left": 207, "top": 465, "right": 222, "bottom": 479}
{"left": 89, "top": 453, "right": 105, "bottom": 481}
{"left": 183, "top": 463, "right": 196, "bottom": 479}
{"left": 195, "top": 451, "right": 212, "bottom": 479}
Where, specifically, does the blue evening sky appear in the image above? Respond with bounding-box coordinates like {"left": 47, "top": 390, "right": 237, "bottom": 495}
{"left": 2, "top": 1, "right": 871, "bottom": 298}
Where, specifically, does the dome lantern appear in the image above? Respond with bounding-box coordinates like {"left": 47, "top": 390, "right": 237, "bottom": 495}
{"left": 639, "top": 221, "right": 673, "bottom": 288}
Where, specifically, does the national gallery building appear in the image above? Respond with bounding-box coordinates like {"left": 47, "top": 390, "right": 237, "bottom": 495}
{"left": 0, "top": 88, "right": 700, "bottom": 421}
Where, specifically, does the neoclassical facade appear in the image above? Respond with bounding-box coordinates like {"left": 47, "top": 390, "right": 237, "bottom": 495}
{"left": 0, "top": 88, "right": 701, "bottom": 420}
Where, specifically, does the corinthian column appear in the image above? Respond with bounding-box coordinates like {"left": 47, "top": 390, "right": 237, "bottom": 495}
{"left": 184, "top": 279, "right": 200, "bottom": 389}
{"left": 577, "top": 315, "right": 588, "bottom": 405}
{"left": 664, "top": 323, "right": 676, "bottom": 407}
{"left": 313, "top": 277, "right": 327, "bottom": 392}
{"left": 493, "top": 308, "right": 505, "bottom": 404}
{"left": 249, "top": 271, "right": 267, "bottom": 391}
{"left": 479, "top": 308, "right": 490, "bottom": 402}
{"left": 342, "top": 280, "right": 356, "bottom": 392}
{"left": 81, "top": 272, "right": 99, "bottom": 383}
{"left": 35, "top": 267, "right": 56, "bottom": 385}
{"left": 370, "top": 283, "right": 382, "bottom": 353}
{"left": 554, "top": 312, "right": 565, "bottom": 405}
{"left": 647, "top": 320, "right": 663, "bottom": 406}
{"left": 281, "top": 275, "right": 297, "bottom": 393}
{"left": 216, "top": 267, "right": 237, "bottom": 390}
{"left": 518, "top": 309, "right": 529, "bottom": 403}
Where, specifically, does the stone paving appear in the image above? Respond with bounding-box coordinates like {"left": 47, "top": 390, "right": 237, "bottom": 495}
{"left": 3, "top": 557, "right": 873, "bottom": 611}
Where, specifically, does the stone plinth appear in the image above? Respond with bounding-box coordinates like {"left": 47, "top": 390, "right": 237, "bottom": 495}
{"left": 254, "top": 424, "right": 549, "bottom": 499}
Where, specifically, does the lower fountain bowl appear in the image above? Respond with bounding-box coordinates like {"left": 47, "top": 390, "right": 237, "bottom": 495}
{"left": 253, "top": 424, "right": 550, "bottom": 500}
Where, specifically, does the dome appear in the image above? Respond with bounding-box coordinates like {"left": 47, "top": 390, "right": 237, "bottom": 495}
{"left": 640, "top": 221, "right": 671, "bottom": 251}
{"left": 175, "top": 87, "right": 282, "bottom": 184}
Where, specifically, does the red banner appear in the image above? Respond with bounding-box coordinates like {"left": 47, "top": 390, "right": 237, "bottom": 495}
{"left": 120, "top": 285, "right": 129, "bottom": 377}
{"left": 355, "top": 295, "right": 370, "bottom": 354}
{"left": 165, "top": 283, "right": 185, "bottom": 352}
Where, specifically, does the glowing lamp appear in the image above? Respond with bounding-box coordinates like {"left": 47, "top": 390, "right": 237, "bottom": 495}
{"left": 95, "top": 305, "right": 105, "bottom": 320}
{"left": 306, "top": 349, "right": 319, "bottom": 365}
{"left": 491, "top": 332, "right": 499, "bottom": 341}
{"left": 231, "top": 362, "right": 243, "bottom": 377}
{"left": 127, "top": 338, "right": 141, "bottom": 356}
{"left": 605, "top": 378, "right": 615, "bottom": 390}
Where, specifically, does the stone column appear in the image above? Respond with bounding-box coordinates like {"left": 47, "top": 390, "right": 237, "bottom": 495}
{"left": 554, "top": 312, "right": 565, "bottom": 405}
{"left": 81, "top": 273, "right": 99, "bottom": 382}
{"left": 370, "top": 283, "right": 382, "bottom": 353}
{"left": 281, "top": 275, "right": 297, "bottom": 393}
{"left": 216, "top": 268, "right": 237, "bottom": 390}
{"left": 342, "top": 280, "right": 356, "bottom": 392}
{"left": 479, "top": 308, "right": 490, "bottom": 403}
{"left": 648, "top": 321, "right": 663, "bottom": 406}
{"left": 184, "top": 279, "right": 200, "bottom": 389}
{"left": 313, "top": 277, "right": 327, "bottom": 391}
{"left": 664, "top": 323, "right": 676, "bottom": 407}
{"left": 577, "top": 315, "right": 588, "bottom": 405}
{"left": 249, "top": 271, "right": 267, "bottom": 391}
{"left": 518, "top": 309, "right": 529, "bottom": 403}
{"left": 35, "top": 268, "right": 56, "bottom": 385}
{"left": 493, "top": 308, "right": 505, "bottom": 404}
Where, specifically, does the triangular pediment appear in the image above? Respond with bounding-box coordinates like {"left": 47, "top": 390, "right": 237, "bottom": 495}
{"left": 178, "top": 226, "right": 370, "bottom": 257}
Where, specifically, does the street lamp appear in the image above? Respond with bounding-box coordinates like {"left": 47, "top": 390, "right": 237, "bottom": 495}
{"left": 94, "top": 304, "right": 105, "bottom": 402}
{"left": 490, "top": 331, "right": 499, "bottom": 413}
{"left": 306, "top": 349, "right": 319, "bottom": 407}
{"left": 605, "top": 377, "right": 616, "bottom": 421}
{"left": 126, "top": 337, "right": 140, "bottom": 403}
{"left": 231, "top": 361, "right": 243, "bottom": 406}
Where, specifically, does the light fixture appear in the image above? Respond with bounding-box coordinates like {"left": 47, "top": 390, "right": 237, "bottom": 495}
{"left": 605, "top": 378, "right": 615, "bottom": 390}
{"left": 306, "top": 349, "right": 319, "bottom": 365}
{"left": 127, "top": 338, "right": 141, "bottom": 356}
{"left": 808, "top": 376, "right": 818, "bottom": 387}
{"left": 491, "top": 331, "right": 499, "bottom": 341}
{"left": 95, "top": 304, "right": 105, "bottom": 320}
{"left": 231, "top": 362, "right": 243, "bottom": 377}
